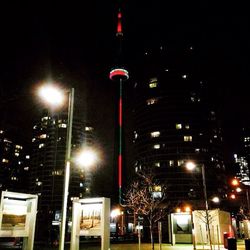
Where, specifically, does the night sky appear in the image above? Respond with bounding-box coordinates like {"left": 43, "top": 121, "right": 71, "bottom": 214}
{"left": 0, "top": 1, "right": 249, "bottom": 166}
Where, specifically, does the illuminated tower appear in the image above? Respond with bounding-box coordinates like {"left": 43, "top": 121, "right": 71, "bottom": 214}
{"left": 109, "top": 8, "right": 129, "bottom": 204}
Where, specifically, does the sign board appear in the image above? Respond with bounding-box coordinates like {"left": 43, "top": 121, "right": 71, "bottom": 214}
{"left": 70, "top": 197, "right": 110, "bottom": 250}
{"left": 0, "top": 191, "right": 38, "bottom": 250}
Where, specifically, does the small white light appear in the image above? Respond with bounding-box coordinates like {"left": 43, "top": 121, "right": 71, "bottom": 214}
{"left": 212, "top": 197, "right": 220, "bottom": 203}
{"left": 186, "top": 162, "right": 196, "bottom": 171}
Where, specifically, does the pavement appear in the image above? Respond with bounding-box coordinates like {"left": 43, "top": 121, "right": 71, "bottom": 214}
{"left": 0, "top": 240, "right": 246, "bottom": 250}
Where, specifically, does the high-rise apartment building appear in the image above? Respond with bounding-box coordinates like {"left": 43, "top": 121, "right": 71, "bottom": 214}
{"left": 131, "top": 45, "right": 227, "bottom": 207}
{"left": 0, "top": 129, "right": 30, "bottom": 193}
{"left": 29, "top": 112, "right": 95, "bottom": 215}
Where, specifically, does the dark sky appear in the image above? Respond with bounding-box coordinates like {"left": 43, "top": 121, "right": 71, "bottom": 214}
{"left": 0, "top": 1, "right": 249, "bottom": 164}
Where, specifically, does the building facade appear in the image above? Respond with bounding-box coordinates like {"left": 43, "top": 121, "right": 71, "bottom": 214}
{"left": 29, "top": 112, "right": 95, "bottom": 216}
{"left": 0, "top": 129, "right": 30, "bottom": 193}
{"left": 131, "top": 45, "right": 227, "bottom": 208}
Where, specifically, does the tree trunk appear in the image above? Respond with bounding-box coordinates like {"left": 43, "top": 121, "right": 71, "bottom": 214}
{"left": 150, "top": 221, "right": 154, "bottom": 250}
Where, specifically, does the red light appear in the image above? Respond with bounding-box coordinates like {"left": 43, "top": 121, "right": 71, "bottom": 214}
{"left": 118, "top": 12, "right": 122, "bottom": 18}
{"left": 117, "top": 21, "right": 122, "bottom": 34}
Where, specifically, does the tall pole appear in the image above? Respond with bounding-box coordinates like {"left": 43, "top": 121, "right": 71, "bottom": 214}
{"left": 118, "top": 78, "right": 123, "bottom": 204}
{"left": 246, "top": 188, "right": 250, "bottom": 211}
{"left": 59, "top": 88, "right": 74, "bottom": 250}
{"left": 201, "top": 164, "right": 212, "bottom": 250}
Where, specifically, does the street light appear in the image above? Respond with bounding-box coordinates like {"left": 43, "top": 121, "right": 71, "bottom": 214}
{"left": 75, "top": 149, "right": 97, "bottom": 168}
{"left": 38, "top": 84, "right": 74, "bottom": 250}
{"left": 186, "top": 161, "right": 212, "bottom": 250}
{"left": 231, "top": 177, "right": 250, "bottom": 210}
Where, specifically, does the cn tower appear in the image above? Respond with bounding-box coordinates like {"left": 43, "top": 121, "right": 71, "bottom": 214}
{"left": 109, "top": 7, "right": 129, "bottom": 205}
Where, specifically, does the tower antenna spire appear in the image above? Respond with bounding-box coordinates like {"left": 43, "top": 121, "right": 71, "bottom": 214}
{"left": 109, "top": 5, "right": 129, "bottom": 205}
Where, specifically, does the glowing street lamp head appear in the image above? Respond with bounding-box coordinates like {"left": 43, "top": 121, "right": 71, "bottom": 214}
{"left": 231, "top": 178, "right": 239, "bottom": 186}
{"left": 186, "top": 161, "right": 196, "bottom": 171}
{"left": 110, "top": 208, "right": 121, "bottom": 218}
{"left": 212, "top": 196, "right": 220, "bottom": 203}
{"left": 38, "top": 84, "right": 65, "bottom": 107}
{"left": 76, "top": 149, "right": 97, "bottom": 168}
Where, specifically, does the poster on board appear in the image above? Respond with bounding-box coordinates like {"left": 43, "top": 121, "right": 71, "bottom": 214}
{"left": 80, "top": 202, "right": 102, "bottom": 236}
{"left": 1, "top": 199, "right": 27, "bottom": 230}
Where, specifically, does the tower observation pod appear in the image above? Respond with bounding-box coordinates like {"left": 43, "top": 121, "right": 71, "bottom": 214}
{"left": 109, "top": 8, "right": 129, "bottom": 205}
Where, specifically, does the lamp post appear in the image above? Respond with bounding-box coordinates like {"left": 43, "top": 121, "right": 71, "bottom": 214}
{"left": 231, "top": 177, "right": 250, "bottom": 211}
{"left": 59, "top": 88, "right": 74, "bottom": 250}
{"left": 186, "top": 162, "right": 212, "bottom": 250}
{"left": 38, "top": 84, "right": 74, "bottom": 250}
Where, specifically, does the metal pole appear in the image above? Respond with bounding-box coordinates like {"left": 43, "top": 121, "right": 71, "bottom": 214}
{"left": 158, "top": 221, "right": 162, "bottom": 250}
{"left": 59, "top": 88, "right": 74, "bottom": 250}
{"left": 191, "top": 211, "right": 196, "bottom": 250}
{"left": 138, "top": 221, "right": 141, "bottom": 250}
{"left": 201, "top": 164, "right": 212, "bottom": 250}
{"left": 246, "top": 188, "right": 250, "bottom": 211}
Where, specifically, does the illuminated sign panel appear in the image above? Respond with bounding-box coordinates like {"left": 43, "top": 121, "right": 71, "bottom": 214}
{"left": 0, "top": 191, "right": 38, "bottom": 250}
{"left": 80, "top": 202, "right": 102, "bottom": 236}
{"left": 71, "top": 197, "right": 110, "bottom": 250}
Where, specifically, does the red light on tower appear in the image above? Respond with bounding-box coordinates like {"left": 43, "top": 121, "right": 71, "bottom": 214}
{"left": 116, "top": 10, "right": 123, "bottom": 36}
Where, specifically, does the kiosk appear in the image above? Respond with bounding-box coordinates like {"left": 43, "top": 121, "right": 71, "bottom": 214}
{"left": 0, "top": 191, "right": 38, "bottom": 250}
{"left": 70, "top": 197, "right": 110, "bottom": 250}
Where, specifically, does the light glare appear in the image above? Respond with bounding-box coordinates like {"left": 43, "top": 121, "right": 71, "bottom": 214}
{"left": 76, "top": 149, "right": 97, "bottom": 168}
{"left": 38, "top": 85, "right": 64, "bottom": 107}
{"left": 186, "top": 161, "right": 196, "bottom": 171}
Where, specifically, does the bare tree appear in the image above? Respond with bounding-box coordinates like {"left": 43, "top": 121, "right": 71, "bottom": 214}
{"left": 125, "top": 169, "right": 173, "bottom": 250}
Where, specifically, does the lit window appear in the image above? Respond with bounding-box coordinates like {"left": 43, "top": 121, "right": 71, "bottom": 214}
{"left": 18, "top": 161, "right": 21, "bottom": 165}
{"left": 85, "top": 127, "right": 94, "bottom": 131}
{"left": 33, "top": 125, "right": 37, "bottom": 130}
{"left": 2, "top": 159, "right": 9, "bottom": 163}
{"left": 147, "top": 98, "right": 158, "bottom": 105}
{"left": 151, "top": 131, "right": 160, "bottom": 138}
{"left": 244, "top": 137, "right": 250, "bottom": 142}
{"left": 153, "top": 144, "right": 160, "bottom": 149}
{"left": 177, "top": 160, "right": 184, "bottom": 166}
{"left": 134, "top": 131, "right": 138, "bottom": 139}
{"left": 26, "top": 155, "right": 30, "bottom": 159}
{"left": 24, "top": 167, "right": 29, "bottom": 171}
{"left": 185, "top": 124, "right": 190, "bottom": 129}
{"left": 154, "top": 162, "right": 160, "bottom": 167}
{"left": 169, "top": 160, "right": 174, "bottom": 167}
{"left": 176, "top": 124, "right": 182, "bottom": 129}
{"left": 52, "top": 170, "right": 63, "bottom": 176}
{"left": 182, "top": 74, "right": 187, "bottom": 79}
{"left": 4, "top": 139, "right": 12, "bottom": 143}
{"left": 11, "top": 176, "right": 17, "bottom": 181}
{"left": 41, "top": 116, "right": 48, "bottom": 121}
{"left": 39, "top": 134, "right": 46, "bottom": 139}
{"left": 184, "top": 136, "right": 192, "bottom": 142}
{"left": 195, "top": 148, "right": 200, "bottom": 153}
{"left": 39, "top": 143, "right": 45, "bottom": 148}
{"left": 154, "top": 185, "right": 162, "bottom": 192}
{"left": 14, "top": 152, "right": 19, "bottom": 157}
{"left": 0, "top": 130, "right": 3, "bottom": 134}
{"left": 80, "top": 183, "right": 83, "bottom": 187}
{"left": 15, "top": 145, "right": 23, "bottom": 149}
{"left": 32, "top": 138, "right": 36, "bottom": 142}
{"left": 149, "top": 77, "right": 158, "bottom": 88}
{"left": 59, "top": 123, "right": 67, "bottom": 128}
{"left": 36, "top": 181, "right": 42, "bottom": 186}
